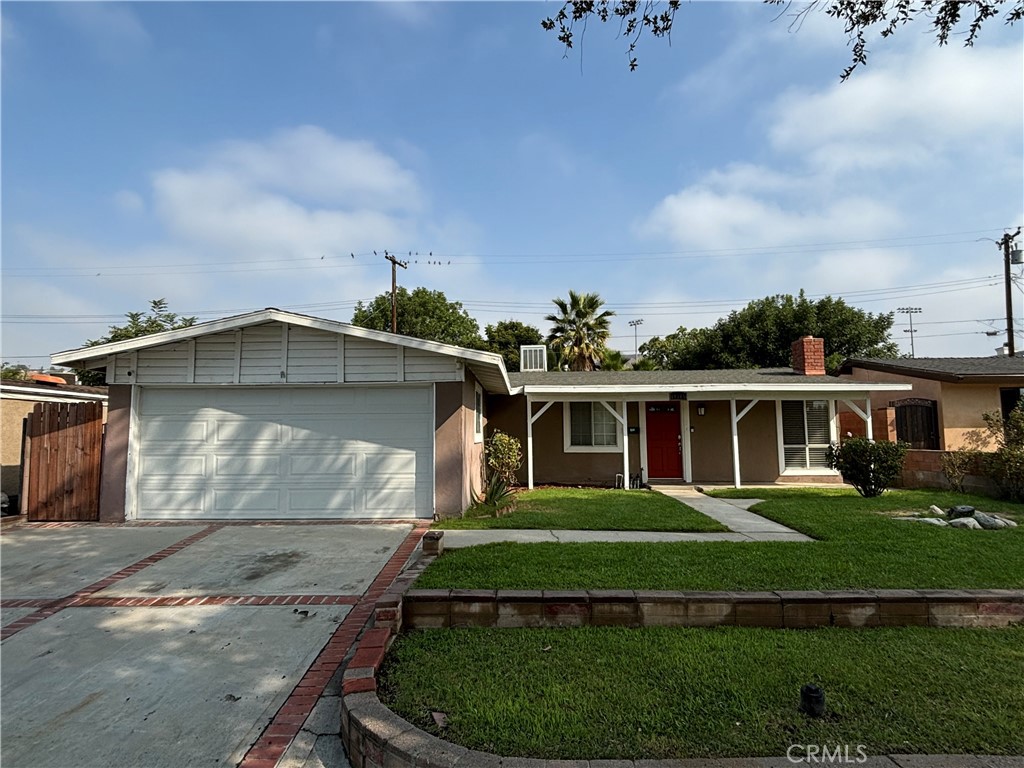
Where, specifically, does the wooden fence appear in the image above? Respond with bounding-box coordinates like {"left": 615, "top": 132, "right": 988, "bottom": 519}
{"left": 21, "top": 401, "right": 104, "bottom": 521}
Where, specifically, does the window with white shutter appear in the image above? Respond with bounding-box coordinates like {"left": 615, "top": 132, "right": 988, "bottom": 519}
{"left": 781, "top": 400, "right": 833, "bottom": 469}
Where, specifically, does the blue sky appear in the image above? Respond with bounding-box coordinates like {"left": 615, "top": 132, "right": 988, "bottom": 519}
{"left": 2, "top": 1, "right": 1022, "bottom": 367}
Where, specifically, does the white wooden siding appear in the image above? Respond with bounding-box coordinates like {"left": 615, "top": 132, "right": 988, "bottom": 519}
{"left": 194, "top": 333, "right": 236, "bottom": 383}
{"left": 107, "top": 322, "right": 463, "bottom": 385}
{"left": 344, "top": 337, "right": 399, "bottom": 382}
{"left": 287, "top": 326, "right": 340, "bottom": 383}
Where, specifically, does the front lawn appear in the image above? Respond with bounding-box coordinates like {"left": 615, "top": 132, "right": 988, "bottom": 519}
{"left": 433, "top": 488, "right": 726, "bottom": 532}
{"left": 379, "top": 625, "right": 1024, "bottom": 760}
{"left": 416, "top": 488, "right": 1024, "bottom": 590}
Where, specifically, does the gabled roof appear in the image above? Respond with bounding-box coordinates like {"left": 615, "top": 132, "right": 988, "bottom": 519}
{"left": 508, "top": 368, "right": 910, "bottom": 398}
{"left": 839, "top": 356, "right": 1024, "bottom": 383}
{"left": 50, "top": 308, "right": 512, "bottom": 395}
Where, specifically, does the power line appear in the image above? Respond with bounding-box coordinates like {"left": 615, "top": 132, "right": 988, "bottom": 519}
{"left": 2, "top": 228, "right": 1012, "bottom": 278}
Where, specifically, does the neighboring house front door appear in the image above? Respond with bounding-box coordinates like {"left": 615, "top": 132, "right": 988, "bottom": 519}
{"left": 646, "top": 402, "right": 682, "bottom": 478}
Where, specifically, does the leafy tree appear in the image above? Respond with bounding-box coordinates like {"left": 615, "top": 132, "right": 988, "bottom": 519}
{"left": 351, "top": 287, "right": 484, "bottom": 349}
{"left": 545, "top": 290, "right": 615, "bottom": 371}
{"left": 76, "top": 299, "right": 197, "bottom": 385}
{"left": 484, "top": 320, "right": 543, "bottom": 372}
{"left": 600, "top": 349, "right": 628, "bottom": 371}
{"left": 542, "top": 0, "right": 1020, "bottom": 79}
{"left": 1, "top": 363, "right": 30, "bottom": 381}
{"left": 639, "top": 292, "right": 898, "bottom": 371}
{"left": 977, "top": 396, "right": 1024, "bottom": 501}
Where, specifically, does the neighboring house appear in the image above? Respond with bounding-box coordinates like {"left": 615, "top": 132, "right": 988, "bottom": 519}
{"left": 52, "top": 317, "right": 910, "bottom": 522}
{"left": 491, "top": 337, "right": 909, "bottom": 489}
{"left": 836, "top": 357, "right": 1024, "bottom": 450}
{"left": 0, "top": 376, "right": 109, "bottom": 501}
{"left": 52, "top": 309, "right": 509, "bottom": 522}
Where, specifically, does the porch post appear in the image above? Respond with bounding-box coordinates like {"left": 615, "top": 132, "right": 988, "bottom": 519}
{"left": 865, "top": 397, "right": 873, "bottom": 441}
{"left": 526, "top": 395, "right": 535, "bottom": 489}
{"left": 730, "top": 398, "right": 741, "bottom": 488}
{"left": 621, "top": 402, "right": 629, "bottom": 488}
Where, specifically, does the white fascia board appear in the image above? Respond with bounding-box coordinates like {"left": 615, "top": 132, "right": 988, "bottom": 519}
{"left": 0, "top": 386, "right": 109, "bottom": 402}
{"left": 50, "top": 307, "right": 512, "bottom": 393}
{"left": 518, "top": 382, "right": 913, "bottom": 398}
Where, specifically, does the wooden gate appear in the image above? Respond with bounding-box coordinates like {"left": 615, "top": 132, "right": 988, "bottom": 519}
{"left": 893, "top": 398, "right": 939, "bottom": 450}
{"left": 22, "top": 401, "right": 104, "bottom": 521}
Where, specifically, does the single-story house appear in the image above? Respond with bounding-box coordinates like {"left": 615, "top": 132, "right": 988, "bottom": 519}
{"left": 53, "top": 316, "right": 911, "bottom": 522}
{"left": 0, "top": 376, "right": 109, "bottom": 502}
{"left": 836, "top": 357, "right": 1024, "bottom": 450}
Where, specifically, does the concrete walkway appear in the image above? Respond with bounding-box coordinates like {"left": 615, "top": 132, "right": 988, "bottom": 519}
{"left": 442, "top": 488, "right": 812, "bottom": 549}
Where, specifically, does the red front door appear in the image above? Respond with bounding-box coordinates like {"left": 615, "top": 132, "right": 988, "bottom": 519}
{"left": 646, "top": 402, "right": 682, "bottom": 478}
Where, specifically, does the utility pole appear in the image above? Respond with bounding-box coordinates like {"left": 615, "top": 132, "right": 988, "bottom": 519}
{"left": 628, "top": 318, "right": 644, "bottom": 357}
{"left": 897, "top": 307, "right": 922, "bottom": 358}
{"left": 998, "top": 227, "right": 1021, "bottom": 357}
{"left": 384, "top": 251, "right": 408, "bottom": 334}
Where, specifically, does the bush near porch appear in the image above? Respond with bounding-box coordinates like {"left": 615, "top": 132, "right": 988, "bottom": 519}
{"left": 417, "top": 488, "right": 1024, "bottom": 591}
{"left": 435, "top": 487, "right": 727, "bottom": 532}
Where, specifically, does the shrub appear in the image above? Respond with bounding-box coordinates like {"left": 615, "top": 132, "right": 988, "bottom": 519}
{"left": 940, "top": 430, "right": 986, "bottom": 493}
{"left": 470, "top": 473, "right": 515, "bottom": 516}
{"left": 486, "top": 430, "right": 523, "bottom": 488}
{"left": 977, "top": 397, "right": 1024, "bottom": 502}
{"left": 827, "top": 437, "right": 909, "bottom": 498}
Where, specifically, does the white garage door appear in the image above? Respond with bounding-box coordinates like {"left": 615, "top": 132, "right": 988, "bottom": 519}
{"left": 135, "top": 387, "right": 433, "bottom": 520}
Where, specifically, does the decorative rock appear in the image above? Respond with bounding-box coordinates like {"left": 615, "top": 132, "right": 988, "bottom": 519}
{"left": 973, "top": 512, "right": 1008, "bottom": 530}
{"left": 949, "top": 516, "right": 982, "bottom": 530}
{"left": 993, "top": 515, "right": 1019, "bottom": 528}
{"left": 929, "top": 505, "right": 947, "bottom": 517}
{"left": 896, "top": 517, "right": 948, "bottom": 526}
{"left": 948, "top": 505, "right": 976, "bottom": 519}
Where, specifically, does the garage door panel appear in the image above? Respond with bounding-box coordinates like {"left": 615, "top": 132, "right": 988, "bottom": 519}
{"left": 288, "top": 488, "right": 356, "bottom": 513}
{"left": 141, "top": 455, "right": 206, "bottom": 477}
{"left": 141, "top": 419, "right": 208, "bottom": 443}
{"left": 215, "top": 456, "right": 282, "bottom": 477}
{"left": 138, "top": 489, "right": 205, "bottom": 515}
{"left": 289, "top": 454, "right": 356, "bottom": 476}
{"left": 215, "top": 420, "right": 283, "bottom": 443}
{"left": 213, "top": 489, "right": 281, "bottom": 514}
{"left": 136, "top": 386, "right": 433, "bottom": 519}
{"left": 363, "top": 451, "right": 417, "bottom": 476}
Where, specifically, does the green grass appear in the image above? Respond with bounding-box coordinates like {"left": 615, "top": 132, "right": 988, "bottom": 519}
{"left": 379, "top": 625, "right": 1024, "bottom": 760}
{"left": 417, "top": 488, "right": 1024, "bottom": 590}
{"left": 433, "top": 488, "right": 726, "bottom": 532}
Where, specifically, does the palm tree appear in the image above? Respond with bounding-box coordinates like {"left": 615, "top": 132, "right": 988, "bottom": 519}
{"left": 545, "top": 291, "right": 615, "bottom": 371}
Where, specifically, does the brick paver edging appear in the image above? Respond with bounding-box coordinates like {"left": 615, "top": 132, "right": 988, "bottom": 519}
{"left": 0, "top": 525, "right": 223, "bottom": 639}
{"left": 402, "top": 588, "right": 1024, "bottom": 630}
{"left": 237, "top": 523, "right": 430, "bottom": 768}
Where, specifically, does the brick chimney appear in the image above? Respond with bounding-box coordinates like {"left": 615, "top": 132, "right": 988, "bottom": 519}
{"left": 791, "top": 336, "right": 826, "bottom": 376}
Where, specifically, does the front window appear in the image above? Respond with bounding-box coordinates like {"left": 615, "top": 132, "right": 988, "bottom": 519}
{"left": 567, "top": 402, "right": 619, "bottom": 449}
{"left": 781, "top": 400, "right": 832, "bottom": 469}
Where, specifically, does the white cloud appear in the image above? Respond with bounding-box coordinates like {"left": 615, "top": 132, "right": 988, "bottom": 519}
{"left": 373, "top": 2, "right": 437, "bottom": 28}
{"left": 150, "top": 126, "right": 425, "bottom": 259}
{"left": 113, "top": 189, "right": 144, "bottom": 215}
{"left": 55, "top": 3, "right": 150, "bottom": 59}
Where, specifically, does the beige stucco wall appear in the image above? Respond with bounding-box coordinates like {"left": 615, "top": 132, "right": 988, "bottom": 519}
{"left": 1, "top": 399, "right": 35, "bottom": 497}
{"left": 98, "top": 385, "right": 131, "bottom": 522}
{"left": 689, "top": 400, "right": 781, "bottom": 483}
{"left": 939, "top": 383, "right": 1002, "bottom": 450}
{"left": 488, "top": 397, "right": 641, "bottom": 487}
{"left": 433, "top": 375, "right": 487, "bottom": 518}
{"left": 842, "top": 367, "right": 1014, "bottom": 451}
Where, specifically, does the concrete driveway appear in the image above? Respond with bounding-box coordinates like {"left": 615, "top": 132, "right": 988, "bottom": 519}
{"left": 1, "top": 521, "right": 422, "bottom": 768}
